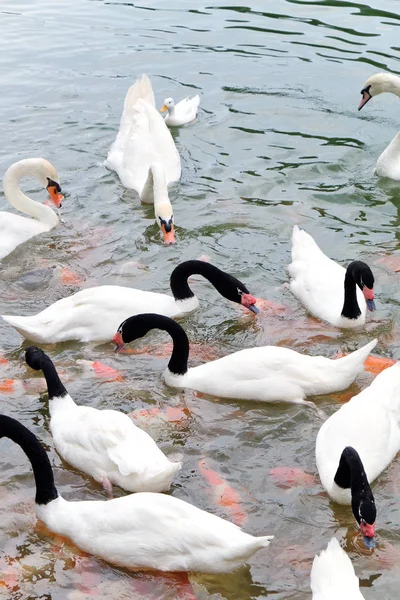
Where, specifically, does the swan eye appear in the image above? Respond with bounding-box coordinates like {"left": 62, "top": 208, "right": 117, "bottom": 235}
{"left": 237, "top": 288, "right": 243, "bottom": 296}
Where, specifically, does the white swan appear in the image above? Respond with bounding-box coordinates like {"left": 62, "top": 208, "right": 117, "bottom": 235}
{"left": 358, "top": 72, "right": 400, "bottom": 180}
{"left": 105, "top": 75, "right": 181, "bottom": 243}
{"left": 316, "top": 361, "right": 400, "bottom": 545}
{"left": 0, "top": 158, "right": 63, "bottom": 260}
{"left": 1, "top": 260, "right": 259, "bottom": 344}
{"left": 288, "top": 226, "right": 375, "bottom": 328}
{"left": 113, "top": 313, "right": 377, "bottom": 406}
{"left": 25, "top": 346, "right": 180, "bottom": 494}
{"left": 160, "top": 95, "right": 200, "bottom": 126}
{"left": 0, "top": 415, "right": 273, "bottom": 572}
{"left": 310, "top": 537, "right": 364, "bottom": 600}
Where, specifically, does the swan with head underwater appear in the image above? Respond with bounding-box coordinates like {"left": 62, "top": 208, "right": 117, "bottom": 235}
{"left": 358, "top": 72, "right": 400, "bottom": 180}
{"left": 24, "top": 346, "right": 181, "bottom": 495}
{"left": 160, "top": 95, "right": 200, "bottom": 126}
{"left": 113, "top": 313, "right": 377, "bottom": 406}
{"left": 0, "top": 158, "right": 64, "bottom": 259}
{"left": 310, "top": 537, "right": 365, "bottom": 599}
{"left": 1, "top": 260, "right": 259, "bottom": 344}
{"left": 316, "top": 360, "right": 400, "bottom": 549}
{"left": 0, "top": 415, "right": 273, "bottom": 572}
{"left": 105, "top": 74, "right": 181, "bottom": 243}
{"left": 288, "top": 226, "right": 376, "bottom": 328}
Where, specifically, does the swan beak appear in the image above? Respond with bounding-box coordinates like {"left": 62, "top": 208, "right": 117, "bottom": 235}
{"left": 161, "top": 223, "right": 176, "bottom": 245}
{"left": 160, "top": 105, "right": 168, "bottom": 113}
{"left": 47, "top": 185, "right": 64, "bottom": 208}
{"left": 362, "top": 287, "right": 376, "bottom": 311}
{"left": 240, "top": 293, "right": 260, "bottom": 314}
{"left": 360, "top": 521, "right": 375, "bottom": 547}
{"left": 112, "top": 332, "right": 124, "bottom": 353}
{"left": 358, "top": 90, "right": 372, "bottom": 111}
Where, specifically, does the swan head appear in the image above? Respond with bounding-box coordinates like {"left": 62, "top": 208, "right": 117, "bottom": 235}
{"left": 25, "top": 346, "right": 47, "bottom": 371}
{"left": 355, "top": 498, "right": 376, "bottom": 547}
{"left": 160, "top": 98, "right": 175, "bottom": 114}
{"left": 34, "top": 159, "right": 64, "bottom": 208}
{"left": 346, "top": 261, "right": 375, "bottom": 311}
{"left": 358, "top": 73, "right": 400, "bottom": 110}
{"left": 113, "top": 314, "right": 159, "bottom": 352}
{"left": 155, "top": 206, "right": 175, "bottom": 244}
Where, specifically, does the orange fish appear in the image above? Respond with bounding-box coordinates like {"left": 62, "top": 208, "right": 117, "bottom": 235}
{"left": 130, "top": 406, "right": 190, "bottom": 424}
{"left": 334, "top": 351, "right": 396, "bottom": 376}
{"left": 90, "top": 361, "right": 124, "bottom": 382}
{"left": 198, "top": 459, "right": 247, "bottom": 527}
{"left": 270, "top": 467, "right": 316, "bottom": 489}
{"left": 59, "top": 267, "right": 83, "bottom": 285}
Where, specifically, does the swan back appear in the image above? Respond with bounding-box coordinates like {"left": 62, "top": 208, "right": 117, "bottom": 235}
{"left": 311, "top": 537, "right": 364, "bottom": 599}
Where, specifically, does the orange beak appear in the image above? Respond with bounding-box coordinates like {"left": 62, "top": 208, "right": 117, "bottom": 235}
{"left": 161, "top": 223, "right": 176, "bottom": 244}
{"left": 47, "top": 185, "right": 64, "bottom": 208}
{"left": 160, "top": 105, "right": 168, "bottom": 113}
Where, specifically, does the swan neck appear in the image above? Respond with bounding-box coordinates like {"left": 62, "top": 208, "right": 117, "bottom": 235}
{"left": 0, "top": 416, "right": 58, "bottom": 505}
{"left": 40, "top": 356, "right": 69, "bottom": 400}
{"left": 150, "top": 164, "right": 169, "bottom": 207}
{"left": 341, "top": 266, "right": 361, "bottom": 320}
{"left": 170, "top": 260, "right": 233, "bottom": 301}
{"left": 3, "top": 160, "right": 58, "bottom": 226}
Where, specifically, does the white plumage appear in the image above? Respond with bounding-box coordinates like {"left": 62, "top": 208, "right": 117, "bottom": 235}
{"left": 310, "top": 537, "right": 364, "bottom": 600}
{"left": 161, "top": 95, "right": 200, "bottom": 126}
{"left": 288, "top": 226, "right": 371, "bottom": 328}
{"left": 316, "top": 361, "right": 400, "bottom": 504}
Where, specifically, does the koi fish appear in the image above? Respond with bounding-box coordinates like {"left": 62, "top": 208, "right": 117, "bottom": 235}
{"left": 78, "top": 360, "right": 124, "bottom": 382}
{"left": 270, "top": 467, "right": 316, "bottom": 489}
{"left": 198, "top": 459, "right": 247, "bottom": 527}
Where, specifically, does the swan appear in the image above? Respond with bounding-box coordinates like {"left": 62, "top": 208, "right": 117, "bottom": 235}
{"left": 316, "top": 361, "right": 400, "bottom": 546}
{"left": 105, "top": 75, "right": 181, "bottom": 243}
{"left": 0, "top": 415, "right": 273, "bottom": 572}
{"left": 160, "top": 96, "right": 200, "bottom": 126}
{"left": 25, "top": 346, "right": 180, "bottom": 495}
{"left": 1, "top": 260, "right": 259, "bottom": 344}
{"left": 0, "top": 158, "right": 64, "bottom": 260}
{"left": 288, "top": 226, "right": 375, "bottom": 328}
{"left": 113, "top": 313, "right": 377, "bottom": 405}
{"left": 310, "top": 537, "right": 364, "bottom": 600}
{"left": 358, "top": 72, "right": 400, "bottom": 180}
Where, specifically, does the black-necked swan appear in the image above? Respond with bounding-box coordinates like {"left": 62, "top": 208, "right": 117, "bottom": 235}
{"left": 1, "top": 260, "right": 259, "bottom": 344}
{"left": 0, "top": 415, "right": 273, "bottom": 572}
{"left": 113, "top": 313, "right": 377, "bottom": 406}
{"left": 104, "top": 74, "right": 181, "bottom": 243}
{"left": 316, "top": 361, "right": 400, "bottom": 547}
{"left": 310, "top": 537, "right": 365, "bottom": 599}
{"left": 25, "top": 346, "right": 180, "bottom": 495}
{"left": 288, "top": 226, "right": 375, "bottom": 328}
{"left": 0, "top": 158, "right": 63, "bottom": 260}
{"left": 160, "top": 96, "right": 200, "bottom": 126}
{"left": 358, "top": 72, "right": 400, "bottom": 180}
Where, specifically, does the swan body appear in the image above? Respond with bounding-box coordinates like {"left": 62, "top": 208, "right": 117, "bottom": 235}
{"left": 105, "top": 75, "right": 181, "bottom": 243}
{"left": 316, "top": 361, "right": 400, "bottom": 504}
{"left": 310, "top": 537, "right": 364, "bottom": 600}
{"left": 160, "top": 96, "right": 200, "bottom": 126}
{"left": 1, "top": 261, "right": 259, "bottom": 344}
{"left": 358, "top": 73, "right": 400, "bottom": 180}
{"left": 288, "top": 226, "right": 375, "bottom": 328}
{"left": 25, "top": 347, "right": 180, "bottom": 494}
{"left": 0, "top": 416, "right": 273, "bottom": 573}
{"left": 0, "top": 158, "right": 63, "bottom": 259}
{"left": 115, "top": 314, "right": 377, "bottom": 405}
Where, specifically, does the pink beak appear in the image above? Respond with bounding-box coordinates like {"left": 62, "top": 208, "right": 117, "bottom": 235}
{"left": 358, "top": 91, "right": 371, "bottom": 111}
{"left": 360, "top": 521, "right": 375, "bottom": 538}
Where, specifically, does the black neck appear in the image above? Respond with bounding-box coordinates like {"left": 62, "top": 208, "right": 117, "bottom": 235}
{"left": 40, "top": 356, "right": 68, "bottom": 400}
{"left": 124, "top": 314, "right": 189, "bottom": 375}
{"left": 334, "top": 446, "right": 374, "bottom": 514}
{"left": 0, "top": 415, "right": 58, "bottom": 505}
{"left": 341, "top": 265, "right": 361, "bottom": 320}
{"left": 170, "top": 260, "right": 239, "bottom": 301}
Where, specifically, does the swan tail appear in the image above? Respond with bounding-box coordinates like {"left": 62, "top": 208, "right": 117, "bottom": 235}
{"left": 335, "top": 339, "right": 378, "bottom": 375}
{"left": 1, "top": 315, "right": 43, "bottom": 343}
{"left": 310, "top": 538, "right": 361, "bottom": 596}
{"left": 123, "top": 74, "right": 155, "bottom": 113}
{"left": 290, "top": 225, "right": 325, "bottom": 263}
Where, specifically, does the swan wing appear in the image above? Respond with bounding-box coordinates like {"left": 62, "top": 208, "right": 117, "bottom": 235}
{"left": 311, "top": 537, "right": 364, "bottom": 599}
{"left": 0, "top": 212, "right": 50, "bottom": 259}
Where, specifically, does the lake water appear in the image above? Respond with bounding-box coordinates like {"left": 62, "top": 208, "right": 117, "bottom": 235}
{"left": 1, "top": 0, "right": 400, "bottom": 598}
